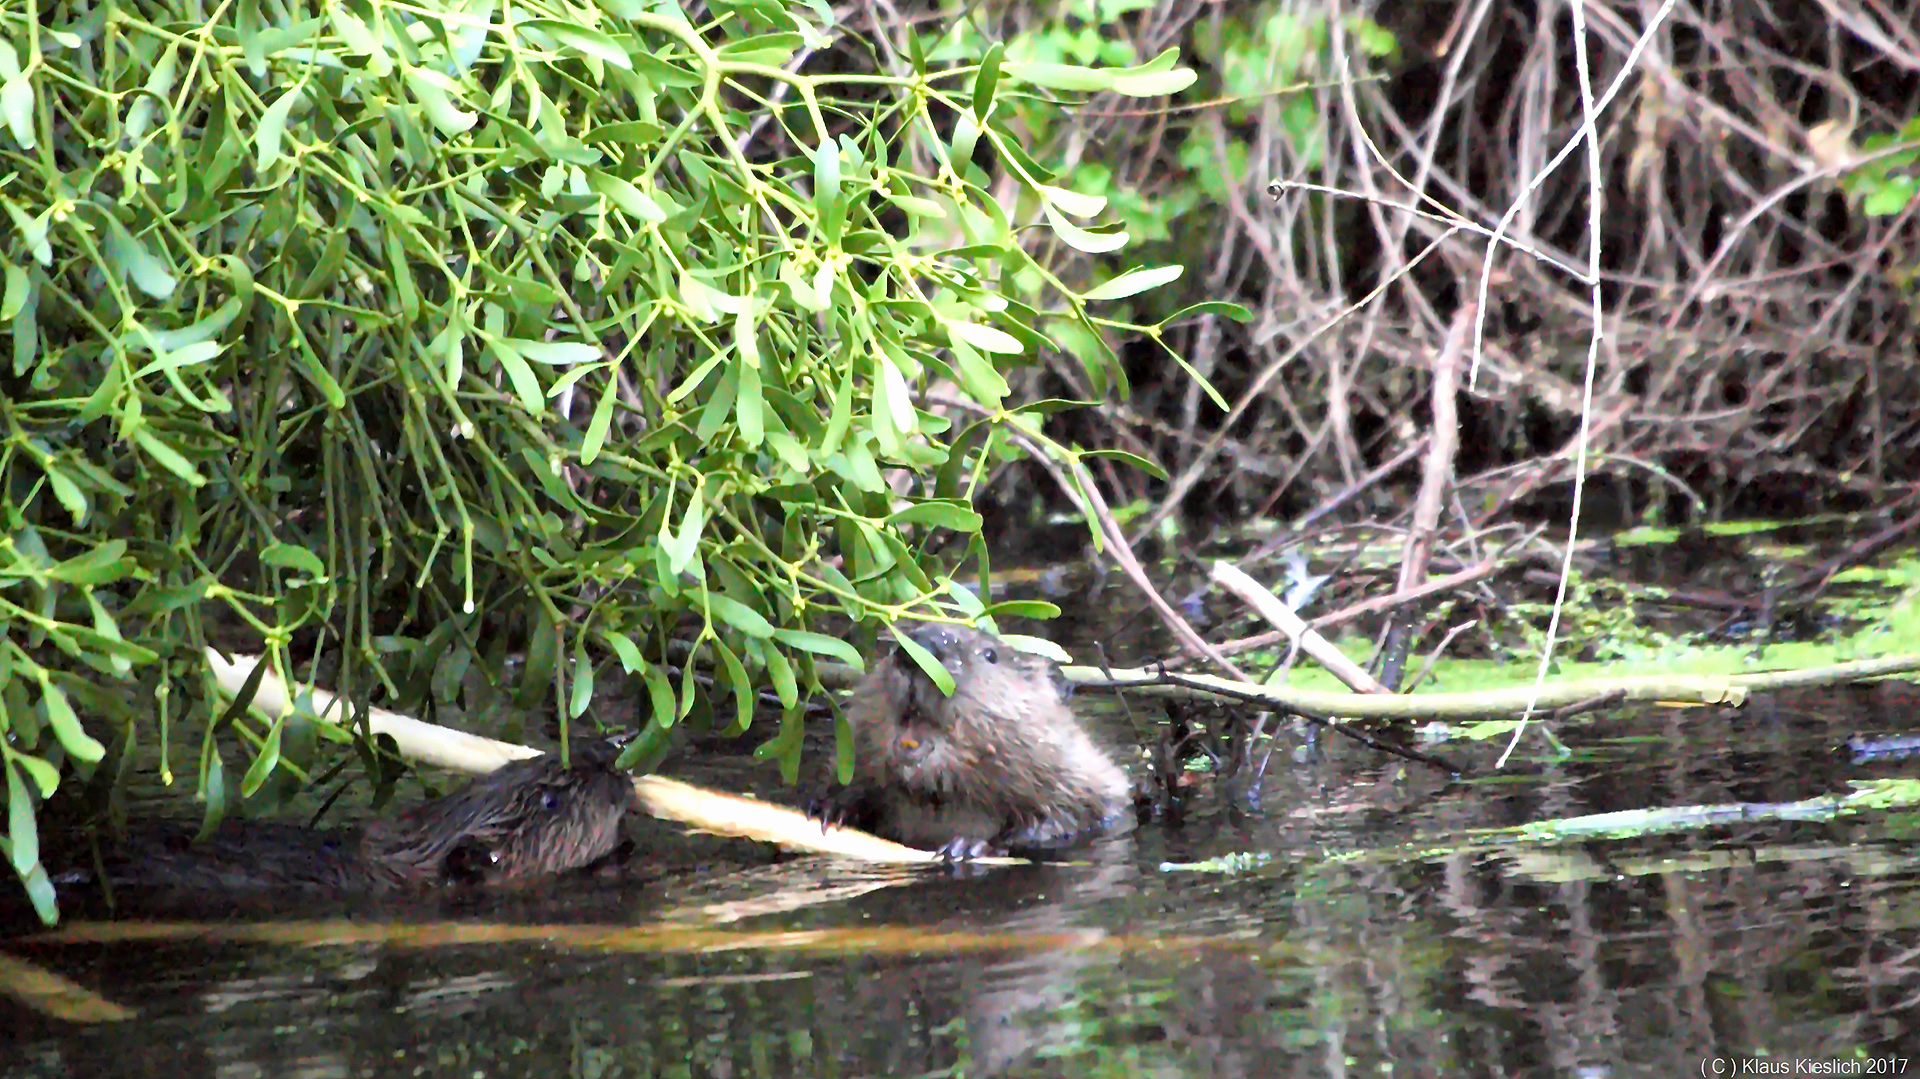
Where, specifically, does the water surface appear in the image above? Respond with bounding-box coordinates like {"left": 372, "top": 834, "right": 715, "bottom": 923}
{"left": 5, "top": 679, "right": 1916, "bottom": 1078}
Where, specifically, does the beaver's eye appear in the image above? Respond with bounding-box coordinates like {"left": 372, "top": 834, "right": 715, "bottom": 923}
{"left": 981, "top": 647, "right": 998, "bottom": 664}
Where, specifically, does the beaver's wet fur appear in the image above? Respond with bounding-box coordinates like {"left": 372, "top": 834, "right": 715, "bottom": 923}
{"left": 87, "top": 741, "right": 637, "bottom": 894}
{"left": 812, "top": 624, "right": 1132, "bottom": 860}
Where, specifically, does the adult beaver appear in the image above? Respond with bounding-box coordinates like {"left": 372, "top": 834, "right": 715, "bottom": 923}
{"left": 811, "top": 623, "right": 1132, "bottom": 860}
{"left": 80, "top": 741, "right": 638, "bottom": 894}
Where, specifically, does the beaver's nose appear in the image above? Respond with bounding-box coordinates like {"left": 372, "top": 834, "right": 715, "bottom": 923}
{"left": 904, "top": 622, "right": 963, "bottom": 662}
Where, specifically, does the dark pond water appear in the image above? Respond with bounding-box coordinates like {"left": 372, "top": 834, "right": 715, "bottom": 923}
{"left": 4, "top": 570, "right": 1919, "bottom": 1077}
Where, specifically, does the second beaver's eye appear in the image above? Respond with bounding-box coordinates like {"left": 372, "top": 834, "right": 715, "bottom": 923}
{"left": 981, "top": 647, "right": 999, "bottom": 664}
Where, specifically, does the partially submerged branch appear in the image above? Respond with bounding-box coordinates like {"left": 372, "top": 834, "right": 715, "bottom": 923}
{"left": 203, "top": 650, "right": 1011, "bottom": 867}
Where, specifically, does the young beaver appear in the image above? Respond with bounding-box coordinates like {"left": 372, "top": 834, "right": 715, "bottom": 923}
{"left": 812, "top": 623, "right": 1132, "bottom": 860}
{"left": 84, "top": 741, "right": 637, "bottom": 894}
{"left": 362, "top": 740, "right": 638, "bottom": 887}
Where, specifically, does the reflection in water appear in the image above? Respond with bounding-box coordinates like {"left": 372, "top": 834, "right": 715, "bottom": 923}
{"left": 4, "top": 687, "right": 1920, "bottom": 1077}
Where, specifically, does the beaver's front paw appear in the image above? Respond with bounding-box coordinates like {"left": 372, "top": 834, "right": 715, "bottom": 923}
{"left": 803, "top": 792, "right": 844, "bottom": 831}
{"left": 805, "top": 785, "right": 875, "bottom": 834}
{"left": 934, "top": 835, "right": 1008, "bottom": 862}
{"left": 996, "top": 811, "right": 1105, "bottom": 853}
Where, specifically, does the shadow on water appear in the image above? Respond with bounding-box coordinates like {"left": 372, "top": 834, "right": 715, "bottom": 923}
{"left": 5, "top": 609, "right": 1920, "bottom": 1074}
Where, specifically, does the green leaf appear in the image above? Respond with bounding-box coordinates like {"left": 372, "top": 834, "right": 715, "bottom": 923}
{"left": 605, "top": 630, "right": 644, "bottom": 673}
{"left": 973, "top": 42, "right": 1004, "bottom": 119}
{"left": 584, "top": 119, "right": 665, "bottom": 147}
{"left": 663, "top": 488, "right": 705, "bottom": 575}
{"left": 487, "top": 338, "right": 548, "bottom": 414}
{"left": 1002, "top": 62, "right": 1113, "bottom": 93}
{"left": 1863, "top": 176, "right": 1919, "bottom": 216}
{"left": 884, "top": 193, "right": 945, "bottom": 218}
{"left": 569, "top": 640, "right": 593, "bottom": 719}
{"left": 753, "top": 703, "right": 806, "bottom": 783}
{"left": 522, "top": 20, "right": 632, "bottom": 69}
{"left": 260, "top": 542, "right": 326, "bottom": 578}
{"left": 668, "top": 351, "right": 724, "bottom": 404}
{"left": 814, "top": 140, "right": 842, "bottom": 243}
{"left": 213, "top": 649, "right": 273, "bottom": 731}
{"left": 518, "top": 608, "right": 560, "bottom": 710}
{"left": 1081, "top": 447, "right": 1170, "bottom": 481}
{"left": 240, "top": 718, "right": 283, "bottom": 797}
{"left": 733, "top": 308, "right": 762, "bottom": 369}
{"left": 47, "top": 540, "right": 132, "bottom": 586}
{"left": 736, "top": 362, "right": 764, "bottom": 446}
{"left": 431, "top": 643, "right": 473, "bottom": 704}
{"left": 949, "top": 339, "right": 1009, "bottom": 405}
{"left": 945, "top": 318, "right": 1023, "bottom": 355}
{"left": 778, "top": 257, "right": 822, "bottom": 312}
{"left": 1043, "top": 203, "right": 1129, "bottom": 253}
{"left": 583, "top": 371, "right": 618, "bottom": 463}
{"left": 103, "top": 218, "right": 177, "bottom": 300}
{"left": 330, "top": 7, "right": 383, "bottom": 58}
{"left": 706, "top": 592, "right": 775, "bottom": 639}
{"left": 946, "top": 577, "right": 987, "bottom": 618}
{"left": 889, "top": 500, "right": 984, "bottom": 531}
{"left": 1, "top": 74, "right": 34, "bottom": 150}
{"left": 712, "top": 638, "right": 754, "bottom": 733}
{"left": 132, "top": 428, "right": 207, "bottom": 487}
{"left": 935, "top": 419, "right": 993, "bottom": 501}
{"left": 983, "top": 599, "right": 1063, "bottom": 620}
{"left": 9, "top": 750, "right": 57, "bottom": 798}
{"left": 702, "top": 370, "right": 740, "bottom": 447}
{"left": 949, "top": 110, "right": 980, "bottom": 166}
{"left": 764, "top": 429, "right": 810, "bottom": 472}
{"left": 40, "top": 462, "right": 86, "bottom": 526}
{"left": 1157, "top": 300, "right": 1255, "bottom": 326}
{"left": 4, "top": 199, "right": 50, "bottom": 266}
{"left": 772, "top": 629, "right": 864, "bottom": 670}
{"left": 1039, "top": 184, "right": 1105, "bottom": 218}
{"left": 402, "top": 67, "right": 477, "bottom": 135}
{"left": 39, "top": 679, "right": 105, "bottom": 762}
{"left": 16, "top": 858, "right": 56, "bottom": 925}
{"left": 761, "top": 644, "right": 797, "bottom": 709}
{"left": 999, "top": 633, "right": 1071, "bottom": 663}
{"left": 642, "top": 661, "right": 677, "bottom": 727}
{"left": 1153, "top": 336, "right": 1229, "bottom": 412}
{"left": 821, "top": 359, "right": 854, "bottom": 453}
{"left": 615, "top": 714, "right": 675, "bottom": 774}
{"left": 716, "top": 33, "right": 801, "bottom": 68}
{"left": 839, "top": 436, "right": 887, "bottom": 493}
{"left": 2, "top": 261, "right": 26, "bottom": 320}
{"left": 511, "top": 339, "right": 600, "bottom": 365}
{"left": 587, "top": 170, "right": 667, "bottom": 222}
{"left": 196, "top": 739, "right": 228, "bottom": 841}
{"left": 1110, "top": 68, "right": 1197, "bottom": 97}
{"left": 255, "top": 86, "right": 302, "bottom": 172}
{"left": 130, "top": 339, "right": 223, "bottom": 380}
{"left": 7, "top": 762, "right": 39, "bottom": 876}
{"left": 677, "top": 271, "right": 726, "bottom": 321}
{"left": 889, "top": 626, "right": 955, "bottom": 696}
{"left": 1083, "top": 264, "right": 1184, "bottom": 301}
{"left": 1011, "top": 397, "right": 1097, "bottom": 416}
